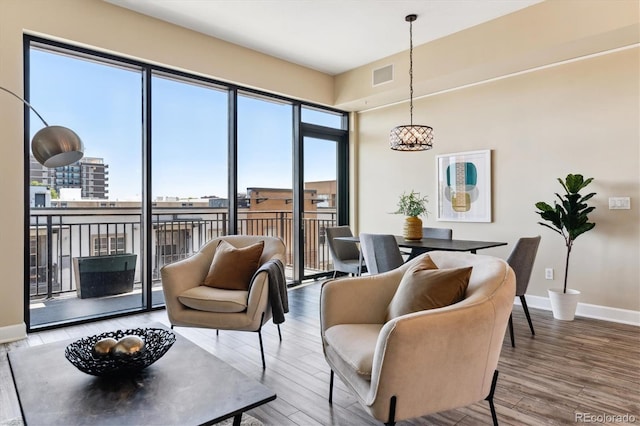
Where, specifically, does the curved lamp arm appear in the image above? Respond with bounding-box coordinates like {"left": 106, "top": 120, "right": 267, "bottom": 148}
{"left": 1, "top": 85, "right": 84, "bottom": 168}
{"left": 0, "top": 86, "right": 50, "bottom": 126}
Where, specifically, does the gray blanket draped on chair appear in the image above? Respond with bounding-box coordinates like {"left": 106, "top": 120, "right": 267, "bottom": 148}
{"left": 252, "top": 258, "right": 288, "bottom": 324}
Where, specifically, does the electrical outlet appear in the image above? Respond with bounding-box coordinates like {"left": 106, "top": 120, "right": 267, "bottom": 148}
{"left": 545, "top": 268, "right": 554, "bottom": 280}
{"left": 609, "top": 197, "right": 631, "bottom": 209}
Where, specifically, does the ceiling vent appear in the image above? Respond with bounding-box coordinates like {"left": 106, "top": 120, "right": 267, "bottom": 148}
{"left": 372, "top": 64, "right": 393, "bottom": 86}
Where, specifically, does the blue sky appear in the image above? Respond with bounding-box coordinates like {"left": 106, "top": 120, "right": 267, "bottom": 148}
{"left": 30, "top": 48, "right": 338, "bottom": 200}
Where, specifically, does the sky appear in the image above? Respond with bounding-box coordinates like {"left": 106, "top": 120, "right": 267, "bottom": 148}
{"left": 29, "top": 47, "right": 340, "bottom": 201}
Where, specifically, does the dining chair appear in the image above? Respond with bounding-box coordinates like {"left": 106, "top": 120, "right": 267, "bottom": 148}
{"left": 326, "top": 226, "right": 366, "bottom": 278}
{"left": 422, "top": 227, "right": 453, "bottom": 240}
{"left": 404, "top": 227, "right": 454, "bottom": 260}
{"left": 359, "top": 233, "right": 405, "bottom": 274}
{"left": 507, "top": 235, "right": 541, "bottom": 347}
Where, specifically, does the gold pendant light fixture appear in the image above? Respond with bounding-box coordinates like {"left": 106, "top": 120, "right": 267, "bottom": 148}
{"left": 1, "top": 86, "right": 84, "bottom": 167}
{"left": 390, "top": 14, "right": 434, "bottom": 151}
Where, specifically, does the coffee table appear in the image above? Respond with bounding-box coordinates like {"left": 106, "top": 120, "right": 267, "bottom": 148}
{"left": 8, "top": 323, "right": 276, "bottom": 425}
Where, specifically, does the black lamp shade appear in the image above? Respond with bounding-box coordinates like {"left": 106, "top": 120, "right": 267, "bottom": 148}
{"left": 390, "top": 125, "right": 434, "bottom": 151}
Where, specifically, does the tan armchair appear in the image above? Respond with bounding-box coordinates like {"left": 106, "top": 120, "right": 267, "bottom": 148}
{"left": 320, "top": 251, "right": 515, "bottom": 425}
{"left": 161, "top": 235, "right": 286, "bottom": 369}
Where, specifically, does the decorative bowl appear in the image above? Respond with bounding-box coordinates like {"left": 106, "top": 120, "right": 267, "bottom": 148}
{"left": 65, "top": 327, "right": 176, "bottom": 377}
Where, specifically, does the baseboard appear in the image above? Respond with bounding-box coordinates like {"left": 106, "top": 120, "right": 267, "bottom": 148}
{"left": 516, "top": 295, "right": 640, "bottom": 327}
{"left": 0, "top": 323, "right": 27, "bottom": 344}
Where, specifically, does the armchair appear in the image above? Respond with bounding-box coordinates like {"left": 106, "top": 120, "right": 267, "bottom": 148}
{"left": 161, "top": 235, "right": 286, "bottom": 369}
{"left": 320, "top": 251, "right": 515, "bottom": 425}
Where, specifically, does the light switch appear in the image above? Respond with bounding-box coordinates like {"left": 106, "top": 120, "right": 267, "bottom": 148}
{"left": 608, "top": 197, "right": 631, "bottom": 210}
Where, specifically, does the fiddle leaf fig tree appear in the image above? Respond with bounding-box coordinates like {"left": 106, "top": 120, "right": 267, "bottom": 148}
{"left": 535, "top": 174, "right": 596, "bottom": 293}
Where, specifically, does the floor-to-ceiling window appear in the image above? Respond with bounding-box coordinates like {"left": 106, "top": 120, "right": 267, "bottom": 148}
{"left": 237, "top": 92, "right": 294, "bottom": 279}
{"left": 150, "top": 73, "right": 229, "bottom": 307}
{"left": 27, "top": 42, "right": 144, "bottom": 328}
{"left": 24, "top": 36, "right": 348, "bottom": 330}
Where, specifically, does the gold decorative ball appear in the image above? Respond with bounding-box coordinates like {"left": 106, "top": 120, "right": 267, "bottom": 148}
{"left": 92, "top": 337, "right": 118, "bottom": 357}
{"left": 112, "top": 335, "right": 145, "bottom": 356}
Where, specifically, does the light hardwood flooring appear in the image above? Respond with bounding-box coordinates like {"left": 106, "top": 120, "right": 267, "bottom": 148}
{"left": 1, "top": 281, "right": 639, "bottom": 425}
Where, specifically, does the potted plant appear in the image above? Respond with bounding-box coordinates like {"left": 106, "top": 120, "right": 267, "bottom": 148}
{"left": 395, "top": 190, "right": 429, "bottom": 240}
{"left": 535, "top": 174, "right": 596, "bottom": 320}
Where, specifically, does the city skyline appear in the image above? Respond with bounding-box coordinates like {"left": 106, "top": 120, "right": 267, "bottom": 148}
{"left": 29, "top": 46, "right": 340, "bottom": 202}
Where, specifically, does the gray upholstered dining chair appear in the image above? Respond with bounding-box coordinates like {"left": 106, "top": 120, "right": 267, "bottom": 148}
{"left": 326, "top": 226, "right": 366, "bottom": 278}
{"left": 359, "top": 233, "right": 405, "bottom": 274}
{"left": 506, "top": 235, "right": 541, "bottom": 347}
{"left": 422, "top": 227, "right": 453, "bottom": 240}
{"left": 404, "top": 227, "right": 453, "bottom": 260}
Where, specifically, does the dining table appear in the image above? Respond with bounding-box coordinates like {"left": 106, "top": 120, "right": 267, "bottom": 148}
{"left": 334, "top": 235, "right": 508, "bottom": 274}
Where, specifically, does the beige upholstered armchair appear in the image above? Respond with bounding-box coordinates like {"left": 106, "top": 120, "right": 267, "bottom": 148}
{"left": 161, "top": 235, "right": 286, "bottom": 369}
{"left": 320, "top": 251, "right": 515, "bottom": 426}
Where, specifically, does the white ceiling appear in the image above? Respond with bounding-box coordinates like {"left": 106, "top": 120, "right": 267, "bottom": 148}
{"left": 104, "top": 0, "right": 542, "bottom": 75}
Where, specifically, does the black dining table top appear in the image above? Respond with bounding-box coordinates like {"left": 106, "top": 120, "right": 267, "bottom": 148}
{"left": 336, "top": 235, "right": 507, "bottom": 254}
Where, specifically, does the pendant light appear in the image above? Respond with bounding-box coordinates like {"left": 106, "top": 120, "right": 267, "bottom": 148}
{"left": 390, "top": 14, "right": 434, "bottom": 151}
{"left": 1, "top": 86, "right": 84, "bottom": 167}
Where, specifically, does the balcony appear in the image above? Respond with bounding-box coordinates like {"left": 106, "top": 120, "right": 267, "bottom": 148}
{"left": 29, "top": 207, "right": 336, "bottom": 328}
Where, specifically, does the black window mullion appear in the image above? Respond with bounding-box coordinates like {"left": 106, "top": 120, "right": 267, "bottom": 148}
{"left": 228, "top": 88, "right": 238, "bottom": 235}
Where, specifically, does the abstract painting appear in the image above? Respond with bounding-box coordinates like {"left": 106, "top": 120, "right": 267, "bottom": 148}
{"left": 436, "top": 150, "right": 492, "bottom": 222}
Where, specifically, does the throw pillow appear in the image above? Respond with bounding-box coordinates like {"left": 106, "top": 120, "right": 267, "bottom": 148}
{"left": 386, "top": 259, "right": 472, "bottom": 320}
{"left": 203, "top": 240, "right": 264, "bottom": 290}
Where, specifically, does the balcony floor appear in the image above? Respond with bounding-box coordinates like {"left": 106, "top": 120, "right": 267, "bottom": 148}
{"left": 29, "top": 266, "right": 325, "bottom": 328}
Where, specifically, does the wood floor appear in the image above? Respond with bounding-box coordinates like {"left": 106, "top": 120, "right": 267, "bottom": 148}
{"left": 2, "top": 281, "right": 639, "bottom": 426}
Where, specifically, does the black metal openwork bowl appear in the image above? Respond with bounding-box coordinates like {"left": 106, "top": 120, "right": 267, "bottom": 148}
{"left": 65, "top": 328, "right": 176, "bottom": 377}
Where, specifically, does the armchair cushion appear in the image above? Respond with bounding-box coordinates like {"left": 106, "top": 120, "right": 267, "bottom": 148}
{"left": 203, "top": 240, "right": 264, "bottom": 290}
{"left": 386, "top": 260, "right": 472, "bottom": 320}
{"left": 324, "top": 324, "right": 383, "bottom": 381}
{"left": 178, "top": 286, "right": 249, "bottom": 313}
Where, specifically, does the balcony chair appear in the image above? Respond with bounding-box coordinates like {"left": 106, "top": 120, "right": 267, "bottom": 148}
{"left": 161, "top": 235, "right": 287, "bottom": 369}
{"left": 320, "top": 251, "right": 515, "bottom": 426}
{"left": 326, "top": 226, "right": 366, "bottom": 278}
{"left": 360, "top": 233, "right": 404, "bottom": 274}
{"left": 506, "top": 235, "right": 541, "bottom": 347}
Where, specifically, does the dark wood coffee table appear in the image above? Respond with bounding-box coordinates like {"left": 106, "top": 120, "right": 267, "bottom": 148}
{"left": 8, "top": 324, "right": 275, "bottom": 425}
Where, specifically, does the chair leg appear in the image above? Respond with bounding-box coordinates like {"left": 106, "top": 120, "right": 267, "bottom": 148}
{"left": 520, "top": 295, "right": 535, "bottom": 336}
{"left": 485, "top": 370, "right": 500, "bottom": 426}
{"left": 328, "top": 370, "right": 334, "bottom": 403}
{"left": 216, "top": 329, "right": 219, "bottom": 336}
{"left": 385, "top": 396, "right": 397, "bottom": 426}
{"left": 258, "top": 328, "right": 266, "bottom": 370}
{"left": 508, "top": 314, "right": 515, "bottom": 347}
{"left": 277, "top": 324, "right": 282, "bottom": 341}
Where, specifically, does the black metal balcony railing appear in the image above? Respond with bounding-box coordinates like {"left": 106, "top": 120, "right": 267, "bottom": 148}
{"left": 29, "top": 208, "right": 336, "bottom": 299}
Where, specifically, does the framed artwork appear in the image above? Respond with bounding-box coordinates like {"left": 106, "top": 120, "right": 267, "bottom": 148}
{"left": 436, "top": 149, "right": 492, "bottom": 222}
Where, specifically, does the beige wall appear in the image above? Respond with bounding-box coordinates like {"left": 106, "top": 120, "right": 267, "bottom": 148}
{"left": 0, "top": 0, "right": 334, "bottom": 333}
{"left": 335, "top": 0, "right": 640, "bottom": 112}
{"left": 356, "top": 47, "right": 639, "bottom": 311}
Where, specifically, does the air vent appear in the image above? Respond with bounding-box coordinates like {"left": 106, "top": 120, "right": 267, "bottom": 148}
{"left": 372, "top": 64, "right": 393, "bottom": 86}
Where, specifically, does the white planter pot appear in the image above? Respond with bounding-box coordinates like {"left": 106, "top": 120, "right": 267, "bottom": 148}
{"left": 548, "top": 288, "right": 580, "bottom": 320}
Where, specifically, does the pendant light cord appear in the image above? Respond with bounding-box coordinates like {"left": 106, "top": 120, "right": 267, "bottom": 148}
{"left": 409, "top": 17, "right": 414, "bottom": 126}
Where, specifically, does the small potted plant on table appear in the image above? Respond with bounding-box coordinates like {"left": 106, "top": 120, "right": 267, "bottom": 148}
{"left": 535, "top": 174, "right": 596, "bottom": 320}
{"left": 395, "top": 190, "right": 429, "bottom": 240}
